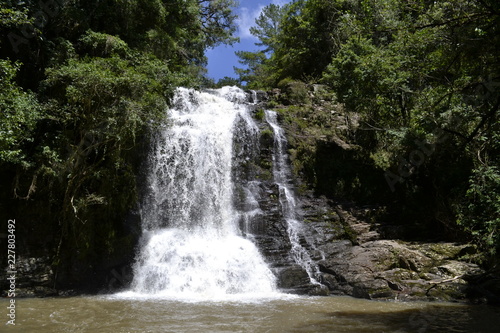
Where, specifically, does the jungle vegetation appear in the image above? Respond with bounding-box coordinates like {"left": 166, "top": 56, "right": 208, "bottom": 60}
{"left": 236, "top": 0, "right": 500, "bottom": 258}
{"left": 0, "top": 0, "right": 238, "bottom": 285}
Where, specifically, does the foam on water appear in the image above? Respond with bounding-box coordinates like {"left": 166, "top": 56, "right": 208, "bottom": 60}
{"left": 120, "top": 87, "right": 277, "bottom": 301}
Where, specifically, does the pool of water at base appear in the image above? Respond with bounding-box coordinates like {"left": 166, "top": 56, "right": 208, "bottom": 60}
{"left": 2, "top": 294, "right": 499, "bottom": 333}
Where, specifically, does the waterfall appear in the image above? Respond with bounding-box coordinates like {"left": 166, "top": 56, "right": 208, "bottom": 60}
{"left": 265, "top": 110, "right": 322, "bottom": 285}
{"left": 129, "top": 87, "right": 276, "bottom": 299}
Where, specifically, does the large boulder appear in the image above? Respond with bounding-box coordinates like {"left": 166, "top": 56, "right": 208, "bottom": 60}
{"left": 316, "top": 235, "right": 484, "bottom": 301}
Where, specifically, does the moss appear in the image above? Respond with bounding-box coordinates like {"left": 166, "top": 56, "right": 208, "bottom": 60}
{"left": 260, "top": 128, "right": 274, "bottom": 141}
{"left": 308, "top": 208, "right": 357, "bottom": 242}
{"left": 311, "top": 85, "right": 336, "bottom": 102}
{"left": 266, "top": 99, "right": 279, "bottom": 108}
{"left": 277, "top": 79, "right": 311, "bottom": 105}
{"left": 254, "top": 108, "right": 265, "bottom": 121}
{"left": 270, "top": 97, "right": 402, "bottom": 206}
{"left": 428, "top": 243, "right": 465, "bottom": 260}
{"left": 259, "top": 158, "right": 272, "bottom": 170}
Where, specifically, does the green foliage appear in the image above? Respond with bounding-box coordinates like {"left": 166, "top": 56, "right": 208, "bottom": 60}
{"left": 36, "top": 49, "right": 183, "bottom": 264}
{"left": 78, "top": 30, "right": 130, "bottom": 58}
{"left": 234, "top": 2, "right": 287, "bottom": 88}
{"left": 0, "top": 60, "right": 42, "bottom": 166}
{"left": 198, "top": 0, "right": 239, "bottom": 47}
{"left": 458, "top": 166, "right": 500, "bottom": 254}
{"left": 234, "top": 50, "right": 269, "bottom": 88}
{"left": 215, "top": 76, "right": 241, "bottom": 88}
{"left": 253, "top": 108, "right": 265, "bottom": 121}
{"left": 0, "top": 5, "right": 31, "bottom": 28}
{"left": 271, "top": 0, "right": 339, "bottom": 81}
{"left": 0, "top": 0, "right": 240, "bottom": 284}
{"left": 277, "top": 78, "right": 310, "bottom": 105}
{"left": 249, "top": 3, "right": 286, "bottom": 53}
{"left": 42, "top": 54, "right": 170, "bottom": 142}
{"left": 260, "top": 128, "right": 274, "bottom": 142}
{"left": 324, "top": 36, "right": 412, "bottom": 127}
{"left": 242, "top": 0, "right": 500, "bottom": 254}
{"left": 235, "top": 0, "right": 361, "bottom": 86}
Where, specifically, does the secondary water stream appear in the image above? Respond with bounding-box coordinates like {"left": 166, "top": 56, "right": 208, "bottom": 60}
{"left": 265, "top": 109, "right": 322, "bottom": 284}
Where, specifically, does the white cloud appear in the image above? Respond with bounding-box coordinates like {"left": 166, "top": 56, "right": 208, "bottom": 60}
{"left": 236, "top": 1, "right": 290, "bottom": 40}
{"left": 236, "top": 5, "right": 265, "bottom": 40}
{"left": 271, "top": 0, "right": 288, "bottom": 5}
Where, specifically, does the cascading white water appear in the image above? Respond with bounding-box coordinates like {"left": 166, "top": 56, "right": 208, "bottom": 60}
{"left": 128, "top": 87, "right": 276, "bottom": 300}
{"left": 265, "top": 110, "right": 322, "bottom": 284}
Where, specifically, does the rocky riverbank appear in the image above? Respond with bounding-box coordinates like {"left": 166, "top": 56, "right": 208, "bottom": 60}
{"left": 303, "top": 198, "right": 491, "bottom": 302}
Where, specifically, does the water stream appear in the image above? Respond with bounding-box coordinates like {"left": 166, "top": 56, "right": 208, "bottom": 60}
{"left": 265, "top": 110, "right": 323, "bottom": 284}
{"left": 125, "top": 87, "right": 276, "bottom": 300}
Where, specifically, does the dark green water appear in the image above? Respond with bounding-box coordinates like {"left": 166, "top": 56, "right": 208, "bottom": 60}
{"left": 2, "top": 295, "right": 499, "bottom": 332}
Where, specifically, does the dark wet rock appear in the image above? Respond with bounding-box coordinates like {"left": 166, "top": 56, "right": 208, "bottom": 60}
{"left": 231, "top": 106, "right": 319, "bottom": 294}
{"left": 308, "top": 284, "right": 330, "bottom": 296}
{"left": 276, "top": 265, "right": 311, "bottom": 289}
{"left": 1, "top": 256, "right": 57, "bottom": 297}
{"left": 467, "top": 267, "right": 500, "bottom": 305}
{"left": 249, "top": 90, "right": 268, "bottom": 103}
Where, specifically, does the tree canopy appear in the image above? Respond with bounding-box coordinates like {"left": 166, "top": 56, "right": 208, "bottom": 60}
{"left": 0, "top": 0, "right": 238, "bottom": 283}
{"left": 237, "top": 0, "right": 500, "bottom": 256}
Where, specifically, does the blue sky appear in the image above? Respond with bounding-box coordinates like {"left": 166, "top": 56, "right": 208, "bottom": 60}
{"left": 206, "top": 0, "right": 290, "bottom": 81}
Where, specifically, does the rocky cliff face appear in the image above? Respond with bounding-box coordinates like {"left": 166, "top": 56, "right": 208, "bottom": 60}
{"left": 232, "top": 93, "right": 320, "bottom": 294}
{"left": 248, "top": 87, "right": 500, "bottom": 304}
